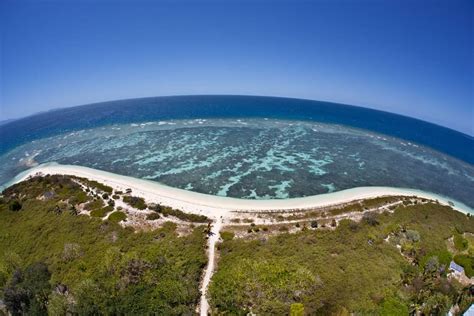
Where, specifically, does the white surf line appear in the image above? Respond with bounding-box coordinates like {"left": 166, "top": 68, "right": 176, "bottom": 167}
{"left": 199, "top": 218, "right": 222, "bottom": 316}
{"left": 3, "top": 163, "right": 473, "bottom": 215}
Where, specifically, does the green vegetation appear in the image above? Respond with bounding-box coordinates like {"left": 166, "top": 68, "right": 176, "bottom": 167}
{"left": 122, "top": 195, "right": 147, "bottom": 210}
{"left": 76, "top": 177, "right": 113, "bottom": 194}
{"left": 8, "top": 200, "right": 22, "bottom": 211}
{"left": 108, "top": 211, "right": 127, "bottom": 223}
{"left": 453, "top": 255, "right": 474, "bottom": 278}
{"left": 150, "top": 204, "right": 209, "bottom": 223}
{"left": 328, "top": 196, "right": 404, "bottom": 216}
{"left": 84, "top": 198, "right": 104, "bottom": 211}
{"left": 3, "top": 262, "right": 52, "bottom": 315}
{"left": 290, "top": 302, "right": 305, "bottom": 316}
{"left": 220, "top": 231, "right": 235, "bottom": 242}
{"left": 90, "top": 206, "right": 114, "bottom": 218}
{"left": 453, "top": 232, "right": 468, "bottom": 251}
{"left": 2, "top": 175, "right": 473, "bottom": 315}
{"left": 271, "top": 196, "right": 406, "bottom": 222}
{"left": 0, "top": 176, "right": 207, "bottom": 315}
{"left": 146, "top": 212, "right": 161, "bottom": 220}
{"left": 210, "top": 203, "right": 474, "bottom": 315}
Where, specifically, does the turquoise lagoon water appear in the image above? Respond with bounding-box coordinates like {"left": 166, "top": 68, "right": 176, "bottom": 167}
{"left": 1, "top": 117, "right": 473, "bottom": 208}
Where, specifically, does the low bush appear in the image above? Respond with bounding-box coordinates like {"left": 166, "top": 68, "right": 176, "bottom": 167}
{"left": 221, "top": 231, "right": 235, "bottom": 242}
{"left": 122, "top": 196, "right": 147, "bottom": 210}
{"left": 90, "top": 206, "right": 114, "bottom": 218}
{"left": 149, "top": 204, "right": 209, "bottom": 223}
{"left": 84, "top": 199, "right": 105, "bottom": 211}
{"left": 454, "top": 254, "right": 474, "bottom": 277}
{"left": 210, "top": 203, "right": 474, "bottom": 315}
{"left": 0, "top": 175, "right": 208, "bottom": 315}
{"left": 406, "top": 229, "right": 421, "bottom": 242}
{"left": 8, "top": 200, "right": 22, "bottom": 212}
{"left": 453, "top": 233, "right": 468, "bottom": 251}
{"left": 146, "top": 212, "right": 160, "bottom": 220}
{"left": 77, "top": 177, "right": 113, "bottom": 194}
{"left": 108, "top": 211, "right": 127, "bottom": 223}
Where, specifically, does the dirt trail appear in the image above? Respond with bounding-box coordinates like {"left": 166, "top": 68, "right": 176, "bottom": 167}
{"left": 199, "top": 217, "right": 222, "bottom": 316}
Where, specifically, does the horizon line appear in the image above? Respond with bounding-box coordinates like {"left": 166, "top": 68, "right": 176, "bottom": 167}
{"left": 2, "top": 93, "right": 473, "bottom": 138}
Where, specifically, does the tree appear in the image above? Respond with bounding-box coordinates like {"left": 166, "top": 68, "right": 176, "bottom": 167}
{"left": 4, "top": 262, "right": 51, "bottom": 315}
{"left": 3, "top": 271, "right": 29, "bottom": 316}
{"left": 8, "top": 200, "right": 22, "bottom": 212}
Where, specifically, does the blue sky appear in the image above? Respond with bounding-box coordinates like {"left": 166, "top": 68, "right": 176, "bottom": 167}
{"left": 1, "top": 0, "right": 473, "bottom": 135}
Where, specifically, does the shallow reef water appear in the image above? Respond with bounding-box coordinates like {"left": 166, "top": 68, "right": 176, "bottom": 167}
{"left": 1, "top": 118, "right": 473, "bottom": 208}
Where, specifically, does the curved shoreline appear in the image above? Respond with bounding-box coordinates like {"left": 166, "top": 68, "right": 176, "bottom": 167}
{"left": 4, "top": 162, "right": 473, "bottom": 316}
{"left": 2, "top": 162, "right": 473, "bottom": 216}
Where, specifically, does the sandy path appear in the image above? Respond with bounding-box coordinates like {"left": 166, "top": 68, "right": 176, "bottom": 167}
{"left": 199, "top": 218, "right": 222, "bottom": 316}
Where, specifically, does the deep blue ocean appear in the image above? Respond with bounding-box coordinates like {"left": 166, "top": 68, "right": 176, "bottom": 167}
{"left": 0, "top": 95, "right": 473, "bottom": 206}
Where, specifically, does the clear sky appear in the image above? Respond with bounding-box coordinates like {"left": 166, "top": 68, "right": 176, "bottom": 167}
{"left": 1, "top": 0, "right": 473, "bottom": 135}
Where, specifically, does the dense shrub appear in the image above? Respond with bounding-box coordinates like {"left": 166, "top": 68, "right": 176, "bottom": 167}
{"left": 406, "top": 229, "right": 421, "bottom": 242}
{"left": 290, "top": 303, "right": 304, "bottom": 316}
{"left": 108, "top": 211, "right": 127, "bottom": 223}
{"left": 122, "top": 196, "right": 147, "bottom": 210}
{"left": 453, "top": 233, "right": 468, "bottom": 251}
{"left": 78, "top": 178, "right": 113, "bottom": 194}
{"left": 454, "top": 255, "right": 474, "bottom": 277}
{"left": 8, "top": 200, "right": 22, "bottom": 212}
{"left": 3, "top": 262, "right": 51, "bottom": 315}
{"left": 146, "top": 212, "right": 161, "bottom": 220}
{"left": 220, "top": 231, "right": 235, "bottom": 241}
{"left": 210, "top": 203, "right": 474, "bottom": 315}
{"left": 0, "top": 176, "right": 207, "bottom": 315}
{"left": 90, "top": 206, "right": 114, "bottom": 218}
{"left": 84, "top": 199, "right": 105, "bottom": 211}
{"left": 363, "top": 212, "right": 379, "bottom": 226}
{"left": 150, "top": 204, "right": 209, "bottom": 223}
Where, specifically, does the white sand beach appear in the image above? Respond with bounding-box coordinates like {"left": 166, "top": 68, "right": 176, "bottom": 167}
{"left": 3, "top": 162, "right": 473, "bottom": 217}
